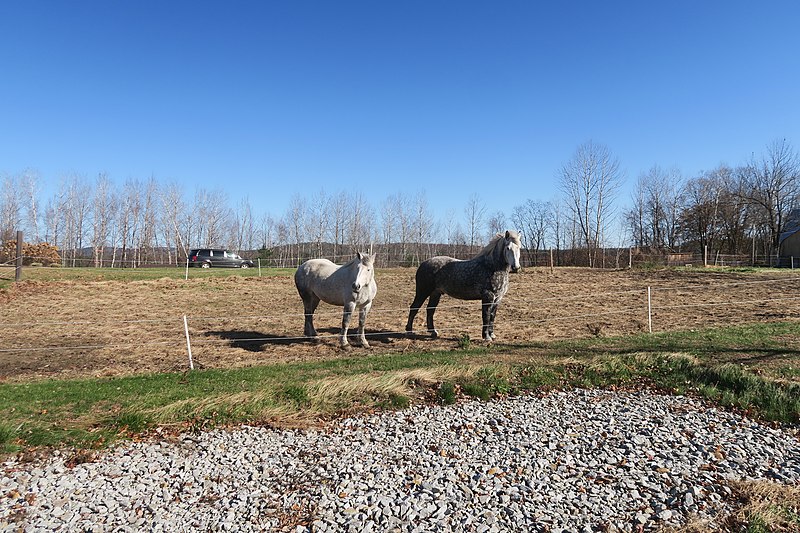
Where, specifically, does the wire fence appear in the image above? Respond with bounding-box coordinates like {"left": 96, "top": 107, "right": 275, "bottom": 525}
{"left": 4, "top": 246, "right": 800, "bottom": 277}
{"left": 2, "top": 275, "right": 800, "bottom": 373}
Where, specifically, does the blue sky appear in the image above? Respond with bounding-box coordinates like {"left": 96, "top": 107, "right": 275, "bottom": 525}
{"left": 2, "top": 1, "right": 799, "bottom": 235}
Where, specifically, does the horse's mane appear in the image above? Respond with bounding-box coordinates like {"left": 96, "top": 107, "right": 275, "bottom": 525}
{"left": 473, "top": 231, "right": 521, "bottom": 259}
{"left": 343, "top": 253, "right": 374, "bottom": 267}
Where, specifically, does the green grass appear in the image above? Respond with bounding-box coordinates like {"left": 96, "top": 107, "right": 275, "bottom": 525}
{"left": 0, "top": 265, "right": 294, "bottom": 285}
{"left": 1, "top": 321, "right": 799, "bottom": 455}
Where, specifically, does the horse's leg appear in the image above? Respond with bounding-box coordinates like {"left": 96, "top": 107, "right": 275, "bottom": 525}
{"left": 425, "top": 291, "right": 442, "bottom": 338}
{"left": 357, "top": 302, "right": 372, "bottom": 348}
{"left": 487, "top": 300, "right": 499, "bottom": 340}
{"left": 340, "top": 301, "right": 356, "bottom": 348}
{"left": 481, "top": 293, "right": 495, "bottom": 341}
{"left": 406, "top": 290, "right": 431, "bottom": 335}
{"left": 302, "top": 294, "right": 321, "bottom": 338}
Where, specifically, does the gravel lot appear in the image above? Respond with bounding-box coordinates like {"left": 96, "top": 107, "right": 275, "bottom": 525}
{"left": 3, "top": 389, "right": 799, "bottom": 532}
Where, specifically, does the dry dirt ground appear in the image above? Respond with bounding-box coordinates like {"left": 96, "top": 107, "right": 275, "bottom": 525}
{"left": 2, "top": 267, "right": 800, "bottom": 382}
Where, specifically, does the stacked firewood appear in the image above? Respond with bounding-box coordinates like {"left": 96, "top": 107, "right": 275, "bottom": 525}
{"left": 0, "top": 241, "right": 61, "bottom": 265}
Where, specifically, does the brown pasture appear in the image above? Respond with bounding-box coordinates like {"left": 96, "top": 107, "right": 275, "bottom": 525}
{"left": 1, "top": 267, "right": 800, "bottom": 382}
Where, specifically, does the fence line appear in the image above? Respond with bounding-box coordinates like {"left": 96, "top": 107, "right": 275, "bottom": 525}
{"left": 0, "top": 339, "right": 177, "bottom": 354}
{"left": 651, "top": 295, "right": 800, "bottom": 311}
{"left": 3, "top": 275, "right": 800, "bottom": 329}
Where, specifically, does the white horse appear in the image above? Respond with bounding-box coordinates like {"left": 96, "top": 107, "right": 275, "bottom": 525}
{"left": 294, "top": 252, "right": 378, "bottom": 348}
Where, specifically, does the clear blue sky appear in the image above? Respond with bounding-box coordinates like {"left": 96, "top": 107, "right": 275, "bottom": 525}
{"left": 2, "top": 1, "right": 799, "bottom": 234}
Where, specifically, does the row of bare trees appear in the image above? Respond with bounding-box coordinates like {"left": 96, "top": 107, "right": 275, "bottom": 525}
{"left": 1, "top": 139, "right": 797, "bottom": 268}
{"left": 0, "top": 171, "right": 512, "bottom": 267}
{"left": 626, "top": 139, "right": 800, "bottom": 261}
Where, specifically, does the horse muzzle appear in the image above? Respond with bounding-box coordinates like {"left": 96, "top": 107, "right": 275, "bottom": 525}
{"left": 510, "top": 266, "right": 520, "bottom": 274}
{"left": 352, "top": 282, "right": 362, "bottom": 292}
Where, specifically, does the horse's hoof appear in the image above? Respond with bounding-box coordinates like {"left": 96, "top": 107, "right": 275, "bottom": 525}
{"left": 340, "top": 343, "right": 352, "bottom": 351}
{"left": 361, "top": 342, "right": 371, "bottom": 349}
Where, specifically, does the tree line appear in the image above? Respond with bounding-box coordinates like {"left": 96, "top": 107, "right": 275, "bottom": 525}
{"left": 1, "top": 139, "right": 798, "bottom": 268}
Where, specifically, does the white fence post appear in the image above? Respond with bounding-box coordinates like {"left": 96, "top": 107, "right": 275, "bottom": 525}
{"left": 258, "top": 258, "right": 262, "bottom": 277}
{"left": 185, "top": 257, "right": 189, "bottom": 280}
{"left": 183, "top": 315, "right": 194, "bottom": 370}
{"left": 647, "top": 286, "right": 652, "bottom": 334}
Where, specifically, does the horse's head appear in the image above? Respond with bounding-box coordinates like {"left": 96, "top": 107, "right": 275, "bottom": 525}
{"left": 504, "top": 230, "right": 522, "bottom": 273}
{"left": 351, "top": 252, "right": 375, "bottom": 293}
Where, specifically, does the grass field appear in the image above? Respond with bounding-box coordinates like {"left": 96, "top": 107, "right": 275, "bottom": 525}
{"left": 0, "top": 265, "right": 292, "bottom": 288}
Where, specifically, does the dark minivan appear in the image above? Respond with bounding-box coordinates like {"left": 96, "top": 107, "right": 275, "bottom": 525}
{"left": 188, "top": 249, "right": 254, "bottom": 268}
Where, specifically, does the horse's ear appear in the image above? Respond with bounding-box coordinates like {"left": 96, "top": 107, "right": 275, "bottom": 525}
{"left": 505, "top": 230, "right": 510, "bottom": 239}
{"left": 357, "top": 251, "right": 365, "bottom": 262}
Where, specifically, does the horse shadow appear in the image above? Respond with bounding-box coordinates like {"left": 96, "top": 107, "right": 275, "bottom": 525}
{"left": 204, "top": 330, "right": 314, "bottom": 352}
{"left": 205, "top": 328, "right": 409, "bottom": 352}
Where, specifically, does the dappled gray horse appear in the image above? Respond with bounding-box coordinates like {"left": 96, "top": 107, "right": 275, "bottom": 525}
{"left": 406, "top": 230, "right": 521, "bottom": 341}
{"left": 295, "top": 252, "right": 377, "bottom": 348}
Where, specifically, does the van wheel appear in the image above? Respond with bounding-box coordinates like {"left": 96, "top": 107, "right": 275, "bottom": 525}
{"left": 240, "top": 263, "right": 250, "bottom": 269}
{"left": 201, "top": 262, "right": 211, "bottom": 269}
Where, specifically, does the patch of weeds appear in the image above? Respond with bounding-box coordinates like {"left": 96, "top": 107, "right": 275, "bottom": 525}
{"left": 477, "top": 367, "right": 515, "bottom": 396}
{"left": 0, "top": 421, "right": 18, "bottom": 445}
{"left": 385, "top": 393, "right": 410, "bottom": 409}
{"left": 518, "top": 366, "right": 559, "bottom": 390}
{"left": 186, "top": 413, "right": 218, "bottom": 434}
{"left": 0, "top": 421, "right": 20, "bottom": 454}
{"left": 720, "top": 481, "right": 800, "bottom": 533}
{"left": 438, "top": 382, "right": 457, "bottom": 405}
{"left": 278, "top": 384, "right": 309, "bottom": 407}
{"left": 108, "top": 411, "right": 150, "bottom": 435}
{"left": 461, "top": 382, "right": 492, "bottom": 401}
{"left": 457, "top": 334, "right": 471, "bottom": 350}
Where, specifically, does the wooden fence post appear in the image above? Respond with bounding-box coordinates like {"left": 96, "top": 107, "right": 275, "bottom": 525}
{"left": 15, "top": 231, "right": 23, "bottom": 282}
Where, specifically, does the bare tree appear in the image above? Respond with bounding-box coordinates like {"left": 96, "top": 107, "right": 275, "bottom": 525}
{"left": 464, "top": 193, "right": 486, "bottom": 252}
{"left": 20, "top": 169, "right": 42, "bottom": 243}
{"left": 55, "top": 175, "right": 92, "bottom": 266}
{"left": 285, "top": 194, "right": 307, "bottom": 264}
{"left": 380, "top": 194, "right": 399, "bottom": 266}
{"left": 258, "top": 212, "right": 276, "bottom": 250}
{"left": 486, "top": 210, "right": 506, "bottom": 239}
{"left": 559, "top": 141, "right": 623, "bottom": 267}
{"left": 679, "top": 171, "right": 723, "bottom": 255}
{"left": 138, "top": 177, "right": 159, "bottom": 264}
{"left": 0, "top": 172, "right": 21, "bottom": 243}
{"left": 512, "top": 199, "right": 552, "bottom": 264}
{"left": 347, "top": 192, "right": 374, "bottom": 253}
{"left": 91, "top": 173, "right": 116, "bottom": 267}
{"left": 736, "top": 139, "right": 800, "bottom": 258}
{"left": 326, "top": 191, "right": 348, "bottom": 260}
{"left": 626, "top": 165, "right": 683, "bottom": 251}
{"left": 443, "top": 208, "right": 466, "bottom": 257}
{"left": 412, "top": 190, "right": 436, "bottom": 264}
{"left": 192, "top": 187, "right": 231, "bottom": 249}
{"left": 160, "top": 182, "right": 187, "bottom": 265}
{"left": 305, "top": 189, "right": 328, "bottom": 258}
{"left": 117, "top": 179, "right": 143, "bottom": 267}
